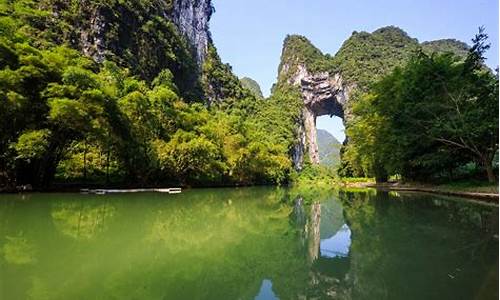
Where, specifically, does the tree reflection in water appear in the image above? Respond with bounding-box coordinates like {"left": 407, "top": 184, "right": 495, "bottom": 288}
{"left": 289, "top": 189, "right": 498, "bottom": 300}
{"left": 0, "top": 189, "right": 497, "bottom": 300}
{"left": 51, "top": 198, "right": 115, "bottom": 240}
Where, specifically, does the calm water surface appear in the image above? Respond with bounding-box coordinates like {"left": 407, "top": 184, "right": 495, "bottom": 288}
{"left": 0, "top": 187, "right": 497, "bottom": 299}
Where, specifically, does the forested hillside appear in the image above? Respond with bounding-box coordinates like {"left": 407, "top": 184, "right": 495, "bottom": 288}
{"left": 0, "top": 1, "right": 497, "bottom": 189}
{"left": 344, "top": 28, "right": 498, "bottom": 182}
{"left": 240, "top": 77, "right": 263, "bottom": 99}
{"left": 0, "top": 0, "right": 301, "bottom": 189}
{"left": 273, "top": 26, "right": 497, "bottom": 183}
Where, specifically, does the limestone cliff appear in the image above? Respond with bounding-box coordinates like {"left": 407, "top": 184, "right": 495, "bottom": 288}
{"left": 76, "top": 0, "right": 213, "bottom": 69}
{"left": 170, "top": 0, "right": 214, "bottom": 65}
{"left": 277, "top": 35, "right": 353, "bottom": 168}
{"left": 285, "top": 64, "right": 353, "bottom": 166}
{"left": 40, "top": 0, "right": 214, "bottom": 100}
{"left": 275, "top": 28, "right": 470, "bottom": 169}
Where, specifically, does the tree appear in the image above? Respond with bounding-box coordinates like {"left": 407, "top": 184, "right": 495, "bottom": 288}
{"left": 345, "top": 28, "right": 498, "bottom": 183}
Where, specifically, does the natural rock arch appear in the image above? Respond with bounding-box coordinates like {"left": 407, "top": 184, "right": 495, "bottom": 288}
{"left": 289, "top": 65, "right": 353, "bottom": 169}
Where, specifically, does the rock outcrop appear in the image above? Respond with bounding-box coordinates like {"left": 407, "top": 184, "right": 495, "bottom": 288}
{"left": 170, "top": 0, "right": 214, "bottom": 65}
{"left": 80, "top": 6, "right": 108, "bottom": 63}
{"left": 275, "top": 28, "right": 469, "bottom": 170}
{"left": 284, "top": 63, "right": 353, "bottom": 168}
{"left": 78, "top": 0, "right": 213, "bottom": 68}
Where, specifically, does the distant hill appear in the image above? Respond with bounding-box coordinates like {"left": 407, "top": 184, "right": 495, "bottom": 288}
{"left": 240, "top": 77, "right": 264, "bottom": 98}
{"left": 317, "top": 129, "right": 341, "bottom": 166}
{"left": 421, "top": 39, "right": 469, "bottom": 57}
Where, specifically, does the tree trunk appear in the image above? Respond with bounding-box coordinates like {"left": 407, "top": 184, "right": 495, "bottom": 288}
{"left": 481, "top": 156, "right": 496, "bottom": 183}
{"left": 83, "top": 139, "right": 87, "bottom": 181}
{"left": 485, "top": 163, "right": 496, "bottom": 183}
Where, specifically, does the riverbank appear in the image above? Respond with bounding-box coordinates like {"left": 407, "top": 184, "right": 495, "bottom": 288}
{"left": 340, "top": 179, "right": 498, "bottom": 203}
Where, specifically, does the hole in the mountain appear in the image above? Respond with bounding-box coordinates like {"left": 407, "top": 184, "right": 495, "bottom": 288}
{"left": 315, "top": 115, "right": 344, "bottom": 167}
{"left": 316, "top": 115, "right": 345, "bottom": 144}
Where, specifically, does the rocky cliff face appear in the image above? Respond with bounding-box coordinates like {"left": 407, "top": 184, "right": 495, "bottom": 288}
{"left": 282, "top": 62, "right": 353, "bottom": 167}
{"left": 170, "top": 0, "right": 214, "bottom": 65}
{"left": 78, "top": 0, "right": 213, "bottom": 68}
{"left": 276, "top": 28, "right": 469, "bottom": 170}
{"left": 41, "top": 0, "right": 213, "bottom": 100}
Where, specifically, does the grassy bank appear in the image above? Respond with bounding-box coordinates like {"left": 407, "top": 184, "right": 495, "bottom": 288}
{"left": 293, "top": 173, "right": 499, "bottom": 202}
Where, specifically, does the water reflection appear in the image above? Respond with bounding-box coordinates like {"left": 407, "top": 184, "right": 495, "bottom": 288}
{"left": 3, "top": 233, "right": 37, "bottom": 265}
{"left": 320, "top": 224, "right": 351, "bottom": 258}
{"left": 255, "top": 279, "right": 278, "bottom": 300}
{"left": 0, "top": 188, "right": 497, "bottom": 300}
{"left": 51, "top": 199, "right": 115, "bottom": 240}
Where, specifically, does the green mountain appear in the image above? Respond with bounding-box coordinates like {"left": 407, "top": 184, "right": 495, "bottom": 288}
{"left": 277, "top": 26, "right": 471, "bottom": 89}
{"left": 317, "top": 129, "right": 341, "bottom": 166}
{"left": 421, "top": 39, "right": 470, "bottom": 57}
{"left": 240, "top": 77, "right": 264, "bottom": 98}
{"left": 277, "top": 35, "right": 331, "bottom": 83}
{"left": 0, "top": 0, "right": 290, "bottom": 189}
{"left": 272, "top": 26, "right": 473, "bottom": 171}
{"left": 0, "top": 1, "right": 478, "bottom": 190}
{"left": 331, "top": 26, "right": 420, "bottom": 88}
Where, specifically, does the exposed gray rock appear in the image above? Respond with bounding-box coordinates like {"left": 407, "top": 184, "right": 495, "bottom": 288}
{"left": 292, "top": 119, "right": 307, "bottom": 170}
{"left": 285, "top": 64, "right": 354, "bottom": 167}
{"left": 80, "top": 7, "right": 107, "bottom": 63}
{"left": 171, "top": 0, "right": 214, "bottom": 65}
{"left": 78, "top": 0, "right": 213, "bottom": 68}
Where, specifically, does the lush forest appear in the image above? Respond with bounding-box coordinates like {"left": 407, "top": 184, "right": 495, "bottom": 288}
{"left": 343, "top": 28, "right": 498, "bottom": 183}
{"left": 0, "top": 0, "right": 304, "bottom": 189}
{"left": 274, "top": 26, "right": 498, "bottom": 184}
{"left": 0, "top": 1, "right": 498, "bottom": 190}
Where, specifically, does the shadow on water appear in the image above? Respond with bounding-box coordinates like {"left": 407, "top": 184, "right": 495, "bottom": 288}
{"left": 0, "top": 187, "right": 497, "bottom": 299}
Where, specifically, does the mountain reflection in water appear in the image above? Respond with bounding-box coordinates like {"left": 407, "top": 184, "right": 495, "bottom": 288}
{"left": 320, "top": 224, "right": 351, "bottom": 258}
{"left": 0, "top": 188, "right": 497, "bottom": 300}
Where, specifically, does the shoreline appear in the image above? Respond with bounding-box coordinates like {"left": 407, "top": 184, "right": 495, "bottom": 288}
{"left": 342, "top": 181, "right": 499, "bottom": 203}
{"left": 2, "top": 181, "right": 498, "bottom": 204}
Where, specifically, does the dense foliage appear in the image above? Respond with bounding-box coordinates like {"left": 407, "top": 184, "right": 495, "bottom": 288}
{"left": 343, "top": 29, "right": 498, "bottom": 182}
{"left": 330, "top": 26, "right": 420, "bottom": 88}
{"left": 1, "top": 0, "right": 204, "bottom": 99}
{"left": 0, "top": 0, "right": 304, "bottom": 189}
{"left": 202, "top": 44, "right": 253, "bottom": 103}
{"left": 1, "top": 0, "right": 496, "bottom": 189}
{"left": 421, "top": 39, "right": 470, "bottom": 57}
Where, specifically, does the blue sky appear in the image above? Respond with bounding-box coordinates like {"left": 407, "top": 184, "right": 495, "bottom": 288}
{"left": 210, "top": 0, "right": 499, "bottom": 141}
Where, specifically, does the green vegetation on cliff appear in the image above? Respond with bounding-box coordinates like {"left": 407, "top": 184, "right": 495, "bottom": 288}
{"left": 0, "top": 0, "right": 304, "bottom": 189}
{"left": 277, "top": 27, "right": 472, "bottom": 89}
{"left": 277, "top": 35, "right": 331, "bottom": 83}
{"left": 1, "top": 0, "right": 205, "bottom": 100}
{"left": 331, "top": 26, "right": 419, "bottom": 88}
{"left": 273, "top": 26, "right": 496, "bottom": 185}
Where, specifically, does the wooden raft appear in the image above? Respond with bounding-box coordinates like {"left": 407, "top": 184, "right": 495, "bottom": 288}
{"left": 80, "top": 188, "right": 182, "bottom": 195}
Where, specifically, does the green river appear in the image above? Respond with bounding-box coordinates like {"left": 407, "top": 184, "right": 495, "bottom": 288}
{"left": 0, "top": 187, "right": 497, "bottom": 299}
